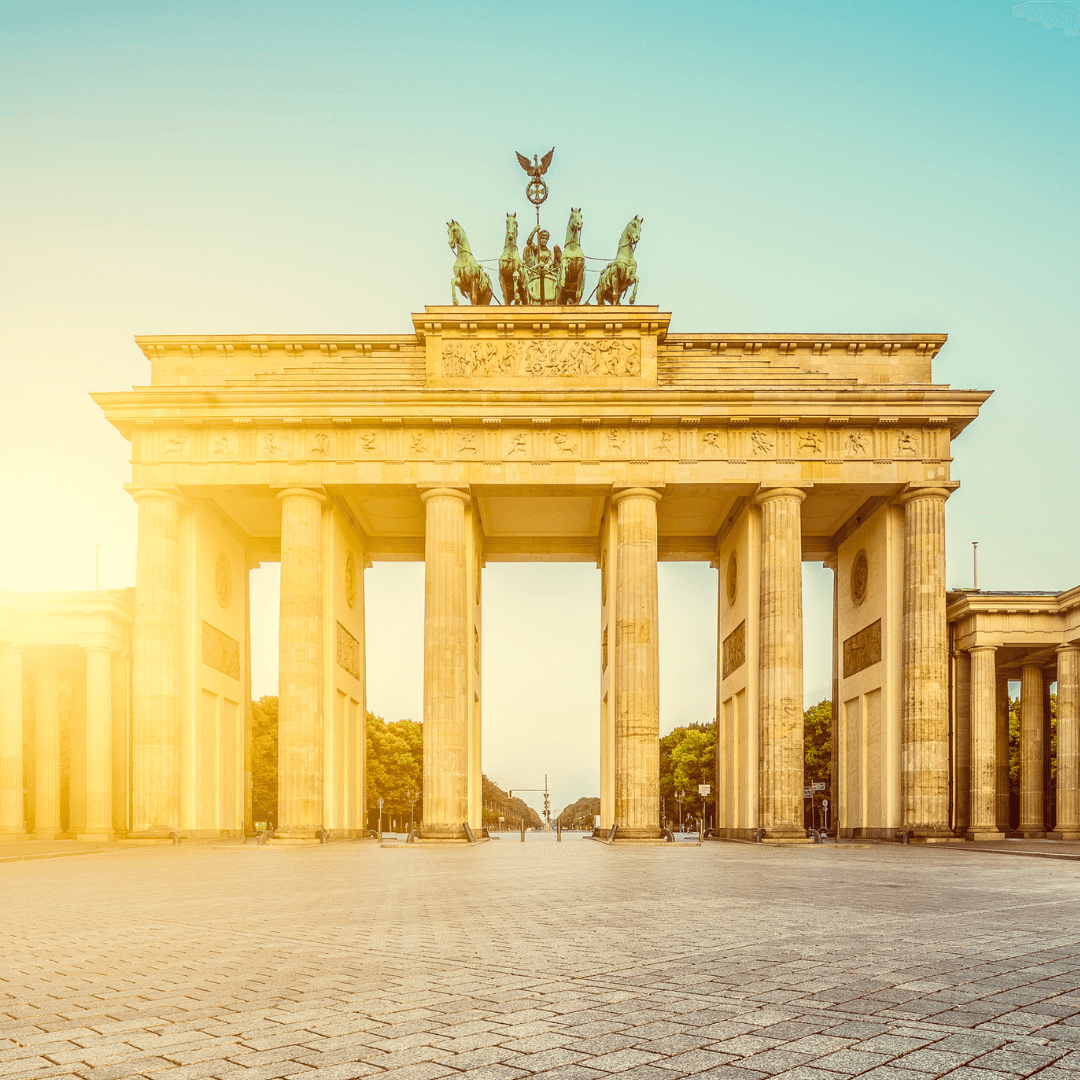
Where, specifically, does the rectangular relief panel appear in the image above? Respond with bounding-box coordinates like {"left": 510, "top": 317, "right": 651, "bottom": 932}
{"left": 843, "top": 619, "right": 882, "bottom": 679}
{"left": 336, "top": 621, "right": 361, "bottom": 680}
{"left": 722, "top": 621, "right": 746, "bottom": 679}
{"left": 202, "top": 622, "right": 240, "bottom": 680}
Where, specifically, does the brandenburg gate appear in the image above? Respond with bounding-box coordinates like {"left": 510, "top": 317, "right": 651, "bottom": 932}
{"left": 84, "top": 305, "right": 990, "bottom": 843}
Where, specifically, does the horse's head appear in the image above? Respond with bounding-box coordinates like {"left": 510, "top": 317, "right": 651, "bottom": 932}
{"left": 447, "top": 220, "right": 460, "bottom": 252}
{"left": 624, "top": 215, "right": 642, "bottom": 248}
{"left": 505, "top": 212, "right": 517, "bottom": 243}
{"left": 568, "top": 207, "right": 583, "bottom": 241}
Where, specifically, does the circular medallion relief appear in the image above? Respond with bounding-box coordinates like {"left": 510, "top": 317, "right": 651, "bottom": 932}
{"left": 726, "top": 552, "right": 738, "bottom": 605}
{"left": 851, "top": 549, "right": 869, "bottom": 606}
{"left": 215, "top": 553, "right": 232, "bottom": 609}
{"left": 345, "top": 552, "right": 357, "bottom": 608}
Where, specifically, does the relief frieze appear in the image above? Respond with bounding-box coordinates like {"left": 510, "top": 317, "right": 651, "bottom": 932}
{"left": 336, "top": 621, "right": 361, "bottom": 680}
{"left": 202, "top": 621, "right": 240, "bottom": 680}
{"left": 441, "top": 337, "right": 640, "bottom": 378}
{"left": 843, "top": 619, "right": 882, "bottom": 678}
{"left": 722, "top": 621, "right": 746, "bottom": 679}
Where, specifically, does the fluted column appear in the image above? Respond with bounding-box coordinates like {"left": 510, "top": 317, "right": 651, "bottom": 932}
{"left": 1053, "top": 646, "right": 1080, "bottom": 839}
{"left": 34, "top": 660, "right": 61, "bottom": 839}
{"left": 420, "top": 488, "right": 470, "bottom": 839}
{"left": 898, "top": 487, "right": 952, "bottom": 838}
{"left": 612, "top": 488, "right": 663, "bottom": 839}
{"left": 81, "top": 648, "right": 114, "bottom": 839}
{"left": 953, "top": 650, "right": 971, "bottom": 835}
{"left": 276, "top": 488, "right": 326, "bottom": 840}
{"left": 756, "top": 487, "right": 806, "bottom": 839}
{"left": 968, "top": 646, "right": 1003, "bottom": 839}
{"left": 995, "top": 673, "right": 1010, "bottom": 832}
{"left": 1018, "top": 661, "right": 1046, "bottom": 837}
{"left": 131, "top": 489, "right": 183, "bottom": 837}
{"left": 0, "top": 646, "right": 25, "bottom": 837}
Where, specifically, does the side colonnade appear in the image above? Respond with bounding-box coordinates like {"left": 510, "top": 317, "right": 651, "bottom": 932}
{"left": 948, "top": 586, "right": 1080, "bottom": 840}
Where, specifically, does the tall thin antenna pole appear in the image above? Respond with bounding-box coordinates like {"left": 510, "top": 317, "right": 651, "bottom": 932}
{"left": 95, "top": 544, "right": 101, "bottom": 591}
{"left": 972, "top": 541, "right": 978, "bottom": 591}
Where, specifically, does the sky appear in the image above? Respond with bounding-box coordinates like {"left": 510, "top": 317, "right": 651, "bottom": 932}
{"left": 2, "top": 1, "right": 1077, "bottom": 818}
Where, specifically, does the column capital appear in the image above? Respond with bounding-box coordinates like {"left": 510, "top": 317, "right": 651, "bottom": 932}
{"left": 754, "top": 486, "right": 807, "bottom": 506}
{"left": 125, "top": 485, "right": 185, "bottom": 506}
{"left": 897, "top": 483, "right": 958, "bottom": 506}
{"left": 968, "top": 645, "right": 998, "bottom": 655}
{"left": 610, "top": 486, "right": 663, "bottom": 506}
{"left": 1057, "top": 643, "right": 1080, "bottom": 656}
{"left": 418, "top": 485, "right": 471, "bottom": 504}
{"left": 274, "top": 486, "right": 327, "bottom": 503}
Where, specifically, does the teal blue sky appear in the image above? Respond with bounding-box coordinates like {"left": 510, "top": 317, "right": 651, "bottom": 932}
{"left": 2, "top": 1, "right": 1077, "bottom": 815}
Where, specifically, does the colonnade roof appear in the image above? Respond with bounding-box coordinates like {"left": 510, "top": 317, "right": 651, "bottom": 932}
{"left": 0, "top": 588, "right": 135, "bottom": 653}
{"left": 947, "top": 586, "right": 1080, "bottom": 675}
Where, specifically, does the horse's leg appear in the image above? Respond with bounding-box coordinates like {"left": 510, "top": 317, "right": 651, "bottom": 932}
{"left": 452, "top": 275, "right": 460, "bottom": 305}
{"left": 628, "top": 274, "right": 638, "bottom": 305}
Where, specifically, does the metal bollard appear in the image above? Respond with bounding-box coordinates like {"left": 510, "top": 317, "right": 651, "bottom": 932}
{"left": 557, "top": 818, "right": 561, "bottom": 842}
{"left": 520, "top": 819, "right": 525, "bottom": 843}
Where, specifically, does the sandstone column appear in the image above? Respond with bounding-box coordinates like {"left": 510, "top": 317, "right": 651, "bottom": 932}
{"left": 953, "top": 649, "right": 971, "bottom": 835}
{"left": 131, "top": 489, "right": 183, "bottom": 837}
{"left": 276, "top": 488, "right": 326, "bottom": 841}
{"left": 898, "top": 487, "right": 952, "bottom": 839}
{"left": 756, "top": 487, "right": 806, "bottom": 839}
{"left": 1053, "top": 645, "right": 1080, "bottom": 839}
{"left": 1018, "top": 660, "right": 1046, "bottom": 837}
{"left": 81, "top": 648, "right": 114, "bottom": 840}
{"left": 612, "top": 488, "right": 663, "bottom": 839}
{"left": 0, "top": 645, "right": 25, "bottom": 837}
{"left": 34, "top": 659, "right": 62, "bottom": 839}
{"left": 995, "top": 672, "right": 1010, "bottom": 833}
{"left": 420, "top": 488, "right": 470, "bottom": 839}
{"left": 968, "top": 646, "right": 1003, "bottom": 840}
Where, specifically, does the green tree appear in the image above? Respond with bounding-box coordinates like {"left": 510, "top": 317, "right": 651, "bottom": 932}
{"left": 556, "top": 796, "right": 600, "bottom": 829}
{"left": 804, "top": 699, "right": 832, "bottom": 788}
{"left": 660, "top": 723, "right": 716, "bottom": 824}
{"left": 251, "top": 695, "right": 278, "bottom": 826}
{"left": 365, "top": 713, "right": 423, "bottom": 820}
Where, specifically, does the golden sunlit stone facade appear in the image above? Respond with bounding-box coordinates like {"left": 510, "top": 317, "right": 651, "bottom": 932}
{"left": 0, "top": 305, "right": 1007, "bottom": 842}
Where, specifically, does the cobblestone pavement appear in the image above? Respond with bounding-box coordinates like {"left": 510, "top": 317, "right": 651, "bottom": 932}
{"left": 3, "top": 833, "right": 1080, "bottom": 1080}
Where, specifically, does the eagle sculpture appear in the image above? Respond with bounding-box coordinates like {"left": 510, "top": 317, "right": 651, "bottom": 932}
{"left": 516, "top": 147, "right": 554, "bottom": 180}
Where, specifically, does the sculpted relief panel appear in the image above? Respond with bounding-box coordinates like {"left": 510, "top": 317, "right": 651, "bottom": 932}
{"left": 441, "top": 337, "right": 641, "bottom": 378}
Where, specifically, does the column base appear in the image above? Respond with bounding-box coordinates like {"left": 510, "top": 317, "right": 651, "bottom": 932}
{"left": 1012, "top": 828, "right": 1047, "bottom": 839}
{"left": 33, "top": 829, "right": 64, "bottom": 840}
{"left": 1048, "top": 830, "right": 1080, "bottom": 840}
{"left": 965, "top": 829, "right": 1007, "bottom": 842}
{"left": 123, "top": 830, "right": 185, "bottom": 844}
{"left": 0, "top": 831, "right": 31, "bottom": 841}
{"left": 76, "top": 831, "right": 117, "bottom": 842}
{"left": 613, "top": 826, "right": 664, "bottom": 841}
{"left": 268, "top": 828, "right": 323, "bottom": 845}
{"left": 419, "top": 825, "right": 468, "bottom": 841}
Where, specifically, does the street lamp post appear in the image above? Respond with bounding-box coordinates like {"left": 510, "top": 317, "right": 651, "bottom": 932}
{"left": 675, "top": 790, "right": 685, "bottom": 832}
{"left": 406, "top": 789, "right": 418, "bottom": 834}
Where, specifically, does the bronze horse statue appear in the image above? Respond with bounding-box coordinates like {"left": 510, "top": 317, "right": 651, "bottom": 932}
{"left": 448, "top": 220, "right": 494, "bottom": 306}
{"left": 498, "top": 213, "right": 527, "bottom": 305}
{"left": 596, "top": 216, "right": 642, "bottom": 305}
{"left": 556, "top": 207, "right": 585, "bottom": 305}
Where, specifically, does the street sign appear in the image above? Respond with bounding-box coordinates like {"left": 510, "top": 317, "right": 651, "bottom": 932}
{"left": 812, "top": 782, "right": 826, "bottom": 792}
{"left": 804, "top": 787, "right": 812, "bottom": 798}
{"left": 698, "top": 784, "right": 711, "bottom": 796}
